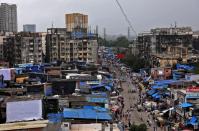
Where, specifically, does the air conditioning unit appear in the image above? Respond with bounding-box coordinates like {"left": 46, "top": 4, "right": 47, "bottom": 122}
{"left": 61, "top": 122, "right": 71, "bottom": 131}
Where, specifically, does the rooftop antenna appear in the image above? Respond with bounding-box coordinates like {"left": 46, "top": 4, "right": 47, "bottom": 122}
{"left": 52, "top": 21, "right": 54, "bottom": 28}
{"left": 174, "top": 21, "right": 177, "bottom": 28}
{"left": 128, "top": 26, "right": 130, "bottom": 40}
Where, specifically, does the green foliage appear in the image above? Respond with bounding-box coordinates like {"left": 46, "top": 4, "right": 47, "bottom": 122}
{"left": 121, "top": 53, "right": 150, "bottom": 72}
{"left": 99, "top": 36, "right": 130, "bottom": 48}
{"left": 189, "top": 62, "right": 199, "bottom": 74}
{"left": 129, "top": 123, "right": 147, "bottom": 131}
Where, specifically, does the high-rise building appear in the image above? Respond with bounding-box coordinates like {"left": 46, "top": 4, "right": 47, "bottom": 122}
{"left": 23, "top": 24, "right": 36, "bottom": 33}
{"left": 0, "top": 3, "right": 17, "bottom": 32}
{"left": 65, "top": 13, "right": 88, "bottom": 32}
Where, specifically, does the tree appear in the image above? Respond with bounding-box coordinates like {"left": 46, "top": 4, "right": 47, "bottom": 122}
{"left": 129, "top": 123, "right": 147, "bottom": 131}
{"left": 99, "top": 36, "right": 130, "bottom": 48}
{"left": 121, "top": 53, "right": 150, "bottom": 72}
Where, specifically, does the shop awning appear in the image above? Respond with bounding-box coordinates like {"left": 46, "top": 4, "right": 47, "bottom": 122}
{"left": 179, "top": 102, "right": 193, "bottom": 108}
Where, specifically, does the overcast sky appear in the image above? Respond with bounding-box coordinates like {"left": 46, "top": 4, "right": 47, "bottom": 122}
{"left": 1, "top": 0, "right": 199, "bottom": 36}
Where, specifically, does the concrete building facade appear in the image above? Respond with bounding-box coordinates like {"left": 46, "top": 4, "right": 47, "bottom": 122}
{"left": 3, "top": 32, "right": 42, "bottom": 65}
{"left": 0, "top": 3, "right": 17, "bottom": 33}
{"left": 39, "top": 32, "right": 47, "bottom": 56}
{"left": 23, "top": 24, "right": 36, "bottom": 33}
{"left": 46, "top": 28, "right": 98, "bottom": 63}
{"left": 65, "top": 13, "right": 88, "bottom": 32}
{"left": 136, "top": 27, "right": 194, "bottom": 67}
{"left": 0, "top": 35, "right": 6, "bottom": 60}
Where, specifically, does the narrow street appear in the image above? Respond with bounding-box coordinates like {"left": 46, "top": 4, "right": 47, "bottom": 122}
{"left": 110, "top": 63, "right": 162, "bottom": 131}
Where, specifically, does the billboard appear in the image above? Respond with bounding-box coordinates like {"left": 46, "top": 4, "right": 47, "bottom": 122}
{"left": 6, "top": 100, "right": 42, "bottom": 122}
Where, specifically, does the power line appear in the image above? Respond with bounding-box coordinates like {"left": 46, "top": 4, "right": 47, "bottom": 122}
{"left": 114, "top": 0, "right": 137, "bottom": 37}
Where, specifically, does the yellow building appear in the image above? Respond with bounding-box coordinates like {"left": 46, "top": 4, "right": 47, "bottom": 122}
{"left": 65, "top": 13, "right": 88, "bottom": 32}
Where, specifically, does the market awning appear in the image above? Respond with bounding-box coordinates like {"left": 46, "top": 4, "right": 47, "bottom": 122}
{"left": 179, "top": 102, "right": 193, "bottom": 108}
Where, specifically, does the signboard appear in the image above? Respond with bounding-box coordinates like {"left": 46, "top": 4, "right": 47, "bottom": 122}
{"left": 67, "top": 75, "right": 97, "bottom": 81}
{"left": 6, "top": 100, "right": 42, "bottom": 122}
{"left": 46, "top": 70, "right": 61, "bottom": 76}
{"left": 116, "top": 54, "right": 125, "bottom": 59}
{"left": 186, "top": 92, "right": 199, "bottom": 98}
{"left": 86, "top": 81, "right": 100, "bottom": 85}
{"left": 186, "top": 87, "right": 199, "bottom": 92}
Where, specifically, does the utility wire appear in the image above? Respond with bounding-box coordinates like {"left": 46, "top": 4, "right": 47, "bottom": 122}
{"left": 115, "top": 0, "right": 137, "bottom": 37}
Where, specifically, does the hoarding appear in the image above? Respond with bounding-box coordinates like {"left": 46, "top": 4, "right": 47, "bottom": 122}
{"left": 186, "top": 92, "right": 199, "bottom": 98}
{"left": 186, "top": 87, "right": 199, "bottom": 92}
{"left": 6, "top": 100, "right": 42, "bottom": 122}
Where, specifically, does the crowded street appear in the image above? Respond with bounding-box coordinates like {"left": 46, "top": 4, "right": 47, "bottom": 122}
{"left": 109, "top": 60, "right": 161, "bottom": 131}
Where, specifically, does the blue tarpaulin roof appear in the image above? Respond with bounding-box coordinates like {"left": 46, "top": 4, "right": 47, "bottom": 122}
{"left": 91, "top": 92, "right": 108, "bottom": 97}
{"left": 152, "top": 84, "right": 167, "bottom": 89}
{"left": 151, "top": 93, "right": 162, "bottom": 100}
{"left": 63, "top": 108, "right": 112, "bottom": 121}
{"left": 152, "top": 92, "right": 159, "bottom": 97}
{"left": 179, "top": 102, "right": 193, "bottom": 108}
{"left": 154, "top": 79, "right": 177, "bottom": 85}
{"left": 147, "top": 89, "right": 157, "bottom": 95}
{"left": 80, "top": 82, "right": 86, "bottom": 86}
{"left": 48, "top": 113, "right": 63, "bottom": 123}
{"left": 86, "top": 97, "right": 108, "bottom": 103}
{"left": 90, "top": 84, "right": 111, "bottom": 91}
{"left": 176, "top": 64, "right": 194, "bottom": 71}
{"left": 186, "top": 116, "right": 198, "bottom": 125}
{"left": 83, "top": 106, "right": 107, "bottom": 112}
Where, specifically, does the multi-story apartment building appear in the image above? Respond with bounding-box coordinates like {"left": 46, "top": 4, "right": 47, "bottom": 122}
{"left": 136, "top": 27, "right": 194, "bottom": 67}
{"left": 23, "top": 24, "right": 36, "bottom": 33}
{"left": 0, "top": 35, "right": 6, "bottom": 60}
{"left": 46, "top": 28, "right": 98, "bottom": 63}
{"left": 3, "top": 32, "right": 42, "bottom": 65}
{"left": 39, "top": 32, "right": 47, "bottom": 55}
{"left": 0, "top": 3, "right": 17, "bottom": 32}
{"left": 65, "top": 13, "right": 88, "bottom": 32}
{"left": 3, "top": 34, "right": 15, "bottom": 66}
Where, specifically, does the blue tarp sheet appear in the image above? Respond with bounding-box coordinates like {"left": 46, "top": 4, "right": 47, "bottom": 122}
{"left": 86, "top": 97, "right": 108, "bottom": 103}
{"left": 90, "top": 84, "right": 111, "bottom": 91}
{"left": 152, "top": 93, "right": 162, "bottom": 100}
{"left": 83, "top": 106, "right": 107, "bottom": 112}
{"left": 80, "top": 82, "right": 86, "bottom": 86}
{"left": 176, "top": 64, "right": 194, "bottom": 71}
{"left": 152, "top": 85, "right": 167, "bottom": 89}
{"left": 147, "top": 89, "right": 157, "bottom": 95}
{"left": 47, "top": 113, "right": 63, "bottom": 123}
{"left": 63, "top": 108, "right": 112, "bottom": 121}
{"left": 186, "top": 116, "right": 198, "bottom": 125}
{"left": 154, "top": 79, "right": 177, "bottom": 85}
{"left": 91, "top": 92, "right": 108, "bottom": 97}
{"left": 179, "top": 102, "right": 193, "bottom": 108}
